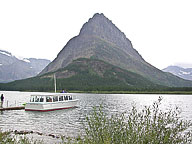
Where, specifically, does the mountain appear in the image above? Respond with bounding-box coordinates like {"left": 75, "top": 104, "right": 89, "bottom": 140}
{"left": 0, "top": 49, "right": 50, "bottom": 83}
{"left": 163, "top": 66, "right": 192, "bottom": 81}
{"left": 40, "top": 13, "right": 192, "bottom": 87}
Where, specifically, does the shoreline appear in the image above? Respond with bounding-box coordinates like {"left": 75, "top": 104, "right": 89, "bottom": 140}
{"left": 67, "top": 90, "right": 192, "bottom": 95}
{"left": 1, "top": 90, "right": 192, "bottom": 95}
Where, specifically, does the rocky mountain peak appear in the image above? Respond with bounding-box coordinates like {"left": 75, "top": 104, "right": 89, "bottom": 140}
{"left": 80, "top": 13, "right": 110, "bottom": 34}
{"left": 40, "top": 13, "right": 144, "bottom": 75}
{"left": 79, "top": 13, "right": 131, "bottom": 45}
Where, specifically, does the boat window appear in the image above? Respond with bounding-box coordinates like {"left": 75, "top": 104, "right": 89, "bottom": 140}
{"left": 30, "top": 96, "right": 35, "bottom": 102}
{"left": 40, "top": 97, "right": 44, "bottom": 102}
{"left": 59, "top": 96, "right": 64, "bottom": 101}
{"left": 35, "top": 96, "right": 40, "bottom": 102}
{"left": 64, "top": 96, "right": 68, "bottom": 100}
{"left": 53, "top": 96, "right": 58, "bottom": 102}
{"left": 46, "top": 96, "right": 52, "bottom": 102}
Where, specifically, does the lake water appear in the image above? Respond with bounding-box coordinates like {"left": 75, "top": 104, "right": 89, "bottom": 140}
{"left": 0, "top": 91, "right": 192, "bottom": 143}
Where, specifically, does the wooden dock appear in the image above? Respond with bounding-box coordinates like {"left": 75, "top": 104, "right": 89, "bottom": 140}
{"left": 0, "top": 106, "right": 25, "bottom": 111}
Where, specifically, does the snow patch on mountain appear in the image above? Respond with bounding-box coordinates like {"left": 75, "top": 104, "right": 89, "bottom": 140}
{"left": 179, "top": 70, "right": 191, "bottom": 75}
{"left": 16, "top": 56, "right": 31, "bottom": 63}
{"left": 163, "top": 66, "right": 192, "bottom": 81}
{"left": 0, "top": 51, "right": 12, "bottom": 57}
{"left": 22, "top": 58, "right": 30, "bottom": 63}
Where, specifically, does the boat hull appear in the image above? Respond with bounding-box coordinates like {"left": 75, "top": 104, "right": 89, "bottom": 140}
{"left": 25, "top": 99, "right": 78, "bottom": 112}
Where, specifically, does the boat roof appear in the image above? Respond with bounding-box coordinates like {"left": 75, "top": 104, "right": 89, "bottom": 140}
{"left": 31, "top": 93, "right": 72, "bottom": 97}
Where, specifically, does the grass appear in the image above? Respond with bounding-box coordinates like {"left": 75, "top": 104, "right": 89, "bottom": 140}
{"left": 1, "top": 97, "right": 192, "bottom": 143}
{"left": 0, "top": 130, "right": 43, "bottom": 144}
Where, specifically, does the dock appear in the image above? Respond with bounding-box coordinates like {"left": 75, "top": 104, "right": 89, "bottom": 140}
{"left": 0, "top": 106, "right": 25, "bottom": 111}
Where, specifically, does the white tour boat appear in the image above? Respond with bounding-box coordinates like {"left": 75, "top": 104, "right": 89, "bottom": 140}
{"left": 25, "top": 94, "right": 79, "bottom": 112}
{"left": 25, "top": 74, "right": 79, "bottom": 112}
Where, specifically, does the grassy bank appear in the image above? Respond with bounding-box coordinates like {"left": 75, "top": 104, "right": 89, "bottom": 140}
{"left": 10, "top": 90, "right": 192, "bottom": 94}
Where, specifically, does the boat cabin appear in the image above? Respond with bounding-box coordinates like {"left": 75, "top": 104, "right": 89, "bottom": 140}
{"left": 30, "top": 95, "right": 73, "bottom": 103}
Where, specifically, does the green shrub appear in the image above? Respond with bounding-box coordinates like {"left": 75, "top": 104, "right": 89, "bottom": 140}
{"left": 78, "top": 97, "right": 192, "bottom": 144}
{"left": 0, "top": 130, "right": 43, "bottom": 144}
{"left": 0, "top": 131, "right": 14, "bottom": 143}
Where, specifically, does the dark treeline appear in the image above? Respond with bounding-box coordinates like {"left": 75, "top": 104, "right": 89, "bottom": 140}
{"left": 0, "top": 76, "right": 192, "bottom": 93}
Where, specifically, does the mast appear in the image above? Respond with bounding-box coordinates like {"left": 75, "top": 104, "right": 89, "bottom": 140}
{"left": 54, "top": 73, "right": 56, "bottom": 93}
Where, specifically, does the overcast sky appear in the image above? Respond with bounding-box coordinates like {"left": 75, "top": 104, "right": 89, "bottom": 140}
{"left": 0, "top": 0, "right": 192, "bottom": 69}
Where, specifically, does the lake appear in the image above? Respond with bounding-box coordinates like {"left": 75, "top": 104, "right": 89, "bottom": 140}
{"left": 0, "top": 91, "right": 192, "bottom": 143}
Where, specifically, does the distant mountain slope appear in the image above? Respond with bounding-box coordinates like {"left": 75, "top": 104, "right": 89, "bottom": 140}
{"left": 0, "top": 58, "right": 164, "bottom": 91}
{"left": 0, "top": 49, "right": 50, "bottom": 82}
{"left": 163, "top": 66, "right": 192, "bottom": 81}
{"left": 40, "top": 13, "right": 192, "bottom": 87}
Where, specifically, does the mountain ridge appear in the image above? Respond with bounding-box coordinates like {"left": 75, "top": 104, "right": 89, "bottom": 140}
{"left": 0, "top": 49, "right": 50, "bottom": 83}
{"left": 163, "top": 66, "right": 192, "bottom": 81}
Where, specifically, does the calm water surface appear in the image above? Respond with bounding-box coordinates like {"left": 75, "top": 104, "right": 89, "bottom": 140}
{"left": 0, "top": 91, "right": 192, "bottom": 143}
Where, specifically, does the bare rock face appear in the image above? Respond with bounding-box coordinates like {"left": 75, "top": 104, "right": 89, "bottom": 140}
{"left": 79, "top": 13, "right": 141, "bottom": 59}
{"left": 40, "top": 13, "right": 145, "bottom": 75}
